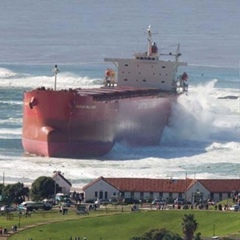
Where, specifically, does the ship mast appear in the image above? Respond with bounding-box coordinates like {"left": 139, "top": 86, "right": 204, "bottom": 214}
{"left": 147, "top": 25, "right": 152, "bottom": 56}
{"left": 53, "top": 64, "right": 59, "bottom": 91}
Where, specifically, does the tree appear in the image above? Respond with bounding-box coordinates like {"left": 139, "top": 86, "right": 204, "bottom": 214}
{"left": 130, "top": 228, "right": 182, "bottom": 240}
{"left": 182, "top": 214, "right": 198, "bottom": 240}
{"left": 31, "top": 176, "right": 56, "bottom": 201}
{"left": 2, "top": 182, "right": 29, "bottom": 204}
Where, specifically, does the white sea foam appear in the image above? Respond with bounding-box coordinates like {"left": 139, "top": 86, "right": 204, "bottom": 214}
{"left": 0, "top": 67, "right": 17, "bottom": 78}
{"left": 0, "top": 72, "right": 103, "bottom": 89}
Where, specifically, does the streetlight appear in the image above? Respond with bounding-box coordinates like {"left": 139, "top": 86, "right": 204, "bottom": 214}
{"left": 53, "top": 65, "right": 59, "bottom": 91}
{"left": 18, "top": 214, "right": 21, "bottom": 228}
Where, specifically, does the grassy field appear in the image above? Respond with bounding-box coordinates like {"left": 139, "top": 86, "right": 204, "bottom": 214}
{"left": 1, "top": 204, "right": 240, "bottom": 240}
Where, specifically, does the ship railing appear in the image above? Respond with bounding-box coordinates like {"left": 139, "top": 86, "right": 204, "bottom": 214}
{"left": 93, "top": 89, "right": 176, "bottom": 102}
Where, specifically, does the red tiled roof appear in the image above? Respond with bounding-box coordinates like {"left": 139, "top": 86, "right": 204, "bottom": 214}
{"left": 198, "top": 179, "right": 240, "bottom": 192}
{"left": 82, "top": 177, "right": 240, "bottom": 193}
{"left": 104, "top": 177, "right": 194, "bottom": 192}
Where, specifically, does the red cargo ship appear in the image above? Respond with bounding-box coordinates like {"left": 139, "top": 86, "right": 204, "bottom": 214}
{"left": 22, "top": 26, "right": 188, "bottom": 158}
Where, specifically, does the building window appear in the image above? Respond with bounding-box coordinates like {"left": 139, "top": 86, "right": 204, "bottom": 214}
{"left": 140, "top": 192, "right": 144, "bottom": 199}
{"left": 210, "top": 193, "right": 214, "bottom": 200}
{"left": 219, "top": 193, "right": 222, "bottom": 201}
{"left": 99, "top": 191, "right": 103, "bottom": 199}
{"left": 104, "top": 192, "right": 108, "bottom": 199}
{"left": 95, "top": 191, "right": 98, "bottom": 198}
{"left": 150, "top": 192, "right": 153, "bottom": 199}
{"left": 159, "top": 192, "right": 163, "bottom": 199}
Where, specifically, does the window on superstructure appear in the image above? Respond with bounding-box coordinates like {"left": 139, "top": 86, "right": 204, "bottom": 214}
{"left": 162, "top": 66, "right": 166, "bottom": 68}
{"left": 161, "top": 81, "right": 165, "bottom": 83}
{"left": 125, "top": 64, "right": 128, "bottom": 66}
{"left": 124, "top": 79, "right": 128, "bottom": 81}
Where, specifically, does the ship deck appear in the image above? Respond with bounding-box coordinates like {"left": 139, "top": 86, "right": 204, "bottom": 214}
{"left": 34, "top": 86, "right": 178, "bottom": 101}
{"left": 75, "top": 86, "right": 177, "bottom": 101}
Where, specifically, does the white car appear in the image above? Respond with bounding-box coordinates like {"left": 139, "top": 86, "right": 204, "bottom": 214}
{"left": 229, "top": 205, "right": 239, "bottom": 211}
{"left": 0, "top": 205, "right": 16, "bottom": 211}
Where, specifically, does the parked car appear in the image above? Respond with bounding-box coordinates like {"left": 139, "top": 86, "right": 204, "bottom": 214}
{"left": 174, "top": 198, "right": 186, "bottom": 205}
{"left": 0, "top": 205, "right": 16, "bottom": 212}
{"left": 151, "top": 199, "right": 166, "bottom": 205}
{"left": 18, "top": 201, "right": 52, "bottom": 211}
{"left": 123, "top": 198, "right": 139, "bottom": 204}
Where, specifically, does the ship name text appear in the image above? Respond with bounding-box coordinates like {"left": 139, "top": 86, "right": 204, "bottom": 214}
{"left": 75, "top": 105, "right": 96, "bottom": 110}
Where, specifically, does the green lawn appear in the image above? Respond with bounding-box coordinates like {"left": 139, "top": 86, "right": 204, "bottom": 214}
{"left": 2, "top": 205, "right": 240, "bottom": 240}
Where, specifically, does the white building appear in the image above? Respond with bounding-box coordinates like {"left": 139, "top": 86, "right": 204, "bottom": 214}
{"left": 82, "top": 176, "right": 240, "bottom": 203}
{"left": 52, "top": 171, "right": 72, "bottom": 194}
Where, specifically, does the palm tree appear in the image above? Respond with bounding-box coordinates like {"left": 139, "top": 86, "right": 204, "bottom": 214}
{"left": 181, "top": 214, "right": 198, "bottom": 240}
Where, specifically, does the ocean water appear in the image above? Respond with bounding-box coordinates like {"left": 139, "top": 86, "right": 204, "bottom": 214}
{"left": 0, "top": 0, "right": 239, "bottom": 188}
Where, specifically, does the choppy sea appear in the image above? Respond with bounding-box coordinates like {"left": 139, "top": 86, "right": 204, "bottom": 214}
{"left": 0, "top": 0, "right": 239, "bottom": 188}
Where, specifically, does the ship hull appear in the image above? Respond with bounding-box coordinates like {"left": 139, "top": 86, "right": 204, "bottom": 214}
{"left": 22, "top": 87, "right": 178, "bottom": 158}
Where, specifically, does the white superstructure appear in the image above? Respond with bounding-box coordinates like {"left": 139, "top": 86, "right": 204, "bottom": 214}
{"left": 105, "top": 26, "right": 187, "bottom": 92}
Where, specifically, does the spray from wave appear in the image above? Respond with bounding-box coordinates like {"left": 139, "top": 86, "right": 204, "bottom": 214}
{"left": 162, "top": 79, "right": 240, "bottom": 146}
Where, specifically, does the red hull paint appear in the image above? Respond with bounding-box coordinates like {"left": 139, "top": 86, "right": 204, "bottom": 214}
{"left": 22, "top": 87, "right": 178, "bottom": 158}
{"left": 22, "top": 138, "right": 114, "bottom": 158}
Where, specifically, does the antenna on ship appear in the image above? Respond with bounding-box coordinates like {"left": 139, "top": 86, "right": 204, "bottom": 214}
{"left": 53, "top": 64, "right": 60, "bottom": 91}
